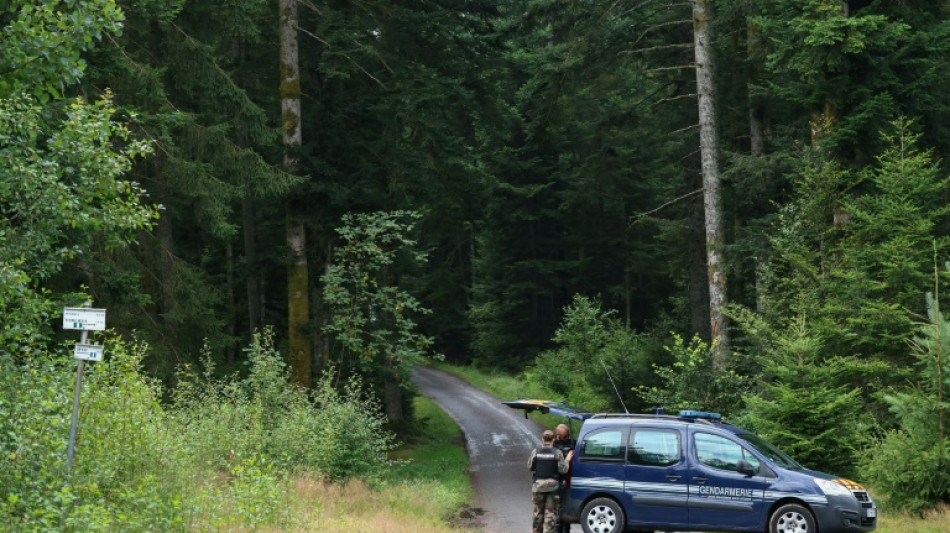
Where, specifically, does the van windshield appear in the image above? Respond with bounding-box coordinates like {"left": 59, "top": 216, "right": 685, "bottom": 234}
{"left": 736, "top": 432, "right": 804, "bottom": 470}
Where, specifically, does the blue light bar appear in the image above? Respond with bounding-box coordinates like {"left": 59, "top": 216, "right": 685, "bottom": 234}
{"left": 679, "top": 410, "right": 721, "bottom": 420}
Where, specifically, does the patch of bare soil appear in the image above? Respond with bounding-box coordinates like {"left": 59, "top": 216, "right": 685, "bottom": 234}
{"left": 448, "top": 504, "right": 486, "bottom": 530}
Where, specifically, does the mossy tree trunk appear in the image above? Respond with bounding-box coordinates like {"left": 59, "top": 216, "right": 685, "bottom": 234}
{"left": 280, "top": 0, "right": 311, "bottom": 388}
{"left": 692, "top": 0, "right": 729, "bottom": 364}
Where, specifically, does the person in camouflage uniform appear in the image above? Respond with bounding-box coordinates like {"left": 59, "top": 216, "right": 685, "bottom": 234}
{"left": 528, "top": 430, "right": 569, "bottom": 533}
{"left": 553, "top": 424, "right": 576, "bottom": 533}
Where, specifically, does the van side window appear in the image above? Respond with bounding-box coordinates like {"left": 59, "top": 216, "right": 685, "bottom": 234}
{"left": 628, "top": 429, "right": 680, "bottom": 466}
{"left": 694, "top": 433, "right": 761, "bottom": 473}
{"left": 579, "top": 429, "right": 625, "bottom": 462}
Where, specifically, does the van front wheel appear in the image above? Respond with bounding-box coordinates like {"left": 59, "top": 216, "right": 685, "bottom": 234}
{"left": 769, "top": 503, "right": 816, "bottom": 533}
{"left": 580, "top": 497, "right": 625, "bottom": 533}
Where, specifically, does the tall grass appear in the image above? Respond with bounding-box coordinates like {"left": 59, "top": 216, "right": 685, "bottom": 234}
{"left": 875, "top": 503, "right": 950, "bottom": 533}
{"left": 222, "top": 394, "right": 477, "bottom": 532}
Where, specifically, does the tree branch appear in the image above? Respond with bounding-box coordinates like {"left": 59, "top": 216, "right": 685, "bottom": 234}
{"left": 628, "top": 187, "right": 704, "bottom": 228}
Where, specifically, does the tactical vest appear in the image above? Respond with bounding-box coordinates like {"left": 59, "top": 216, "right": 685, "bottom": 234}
{"left": 533, "top": 446, "right": 559, "bottom": 480}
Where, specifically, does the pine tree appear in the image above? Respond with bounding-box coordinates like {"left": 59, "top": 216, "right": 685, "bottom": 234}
{"left": 863, "top": 292, "right": 950, "bottom": 511}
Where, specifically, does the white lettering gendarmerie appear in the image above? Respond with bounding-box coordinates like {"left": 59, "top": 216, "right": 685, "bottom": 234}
{"left": 697, "top": 485, "right": 755, "bottom": 499}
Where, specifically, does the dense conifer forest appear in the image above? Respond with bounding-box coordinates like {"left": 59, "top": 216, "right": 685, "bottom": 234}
{"left": 2, "top": 1, "right": 950, "bottom": 527}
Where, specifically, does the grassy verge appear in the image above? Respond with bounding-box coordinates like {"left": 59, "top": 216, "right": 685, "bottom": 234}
{"left": 872, "top": 503, "right": 950, "bottom": 533}
{"left": 386, "top": 393, "right": 473, "bottom": 516}
{"left": 261, "top": 393, "right": 476, "bottom": 533}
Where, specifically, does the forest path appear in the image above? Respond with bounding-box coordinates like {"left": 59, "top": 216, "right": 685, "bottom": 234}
{"left": 413, "top": 366, "right": 579, "bottom": 532}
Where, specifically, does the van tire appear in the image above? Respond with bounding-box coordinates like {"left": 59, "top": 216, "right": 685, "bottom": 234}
{"left": 769, "top": 503, "right": 815, "bottom": 533}
{"left": 580, "top": 497, "right": 625, "bottom": 533}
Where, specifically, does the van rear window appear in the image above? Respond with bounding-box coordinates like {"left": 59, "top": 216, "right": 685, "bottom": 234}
{"left": 580, "top": 429, "right": 625, "bottom": 462}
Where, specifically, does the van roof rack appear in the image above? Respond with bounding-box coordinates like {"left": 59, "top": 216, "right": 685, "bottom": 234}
{"left": 590, "top": 413, "right": 674, "bottom": 420}
{"left": 588, "top": 410, "right": 724, "bottom": 426}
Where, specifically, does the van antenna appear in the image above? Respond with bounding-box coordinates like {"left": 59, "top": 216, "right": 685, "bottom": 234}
{"left": 601, "top": 359, "right": 629, "bottom": 414}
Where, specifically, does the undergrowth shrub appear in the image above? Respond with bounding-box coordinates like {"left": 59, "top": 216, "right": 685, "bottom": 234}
{"left": 1, "top": 328, "right": 395, "bottom": 531}
{"left": 1, "top": 346, "right": 74, "bottom": 530}
{"left": 525, "top": 295, "right": 661, "bottom": 413}
{"left": 172, "top": 327, "right": 394, "bottom": 481}
{"left": 0, "top": 334, "right": 192, "bottom": 531}
{"left": 635, "top": 333, "right": 749, "bottom": 415}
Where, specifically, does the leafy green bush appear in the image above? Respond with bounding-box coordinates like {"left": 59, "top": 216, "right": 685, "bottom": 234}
{"left": 0, "top": 347, "right": 74, "bottom": 530}
{"left": 525, "top": 295, "right": 662, "bottom": 413}
{"left": 635, "top": 332, "right": 750, "bottom": 415}
{"left": 1, "top": 328, "right": 395, "bottom": 531}
{"left": 173, "top": 328, "right": 394, "bottom": 481}
{"left": 0, "top": 334, "right": 192, "bottom": 531}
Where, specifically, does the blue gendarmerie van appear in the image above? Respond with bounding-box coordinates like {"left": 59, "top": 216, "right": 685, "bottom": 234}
{"left": 563, "top": 410, "right": 876, "bottom": 533}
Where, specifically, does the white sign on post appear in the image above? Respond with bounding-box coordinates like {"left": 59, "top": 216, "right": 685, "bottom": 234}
{"left": 62, "top": 307, "right": 107, "bottom": 331}
{"left": 74, "top": 344, "right": 105, "bottom": 362}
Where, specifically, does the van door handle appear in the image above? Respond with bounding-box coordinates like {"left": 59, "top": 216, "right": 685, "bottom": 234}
{"left": 693, "top": 476, "right": 707, "bottom": 484}
{"left": 666, "top": 474, "right": 682, "bottom": 482}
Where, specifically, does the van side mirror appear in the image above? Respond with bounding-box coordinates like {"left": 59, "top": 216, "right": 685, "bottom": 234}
{"left": 736, "top": 459, "right": 756, "bottom": 477}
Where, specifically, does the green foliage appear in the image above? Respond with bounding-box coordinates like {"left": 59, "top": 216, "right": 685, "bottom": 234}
{"left": 0, "top": 93, "right": 155, "bottom": 277}
{"left": 636, "top": 333, "right": 750, "bottom": 416}
{"left": 0, "top": 329, "right": 395, "bottom": 530}
{"left": 763, "top": 119, "right": 950, "bottom": 370}
{"left": 469, "top": 0, "right": 694, "bottom": 368}
{"left": 732, "top": 306, "right": 873, "bottom": 476}
{"left": 322, "top": 211, "right": 434, "bottom": 389}
{"left": 756, "top": 0, "right": 907, "bottom": 86}
{"left": 0, "top": 92, "right": 156, "bottom": 353}
{"left": 173, "top": 328, "right": 395, "bottom": 481}
{"left": 863, "top": 293, "right": 950, "bottom": 512}
{"left": 0, "top": 1, "right": 124, "bottom": 101}
{"left": 749, "top": 0, "right": 950, "bottom": 160}
{"left": 0, "top": 336, "right": 190, "bottom": 531}
{"left": 525, "top": 295, "right": 663, "bottom": 413}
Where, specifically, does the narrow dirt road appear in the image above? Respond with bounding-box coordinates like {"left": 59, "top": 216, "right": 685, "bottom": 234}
{"left": 414, "top": 366, "right": 555, "bottom": 533}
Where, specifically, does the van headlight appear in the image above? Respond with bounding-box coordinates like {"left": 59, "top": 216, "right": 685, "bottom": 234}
{"left": 814, "top": 478, "right": 853, "bottom": 497}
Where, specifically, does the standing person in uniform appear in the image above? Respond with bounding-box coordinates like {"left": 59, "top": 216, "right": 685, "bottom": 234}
{"left": 552, "top": 424, "right": 576, "bottom": 533}
{"left": 527, "top": 430, "right": 569, "bottom": 533}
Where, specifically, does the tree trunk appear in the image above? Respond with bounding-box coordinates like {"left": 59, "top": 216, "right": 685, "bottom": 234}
{"left": 746, "top": 16, "right": 768, "bottom": 314}
{"left": 226, "top": 242, "right": 236, "bottom": 364}
{"left": 688, "top": 175, "right": 712, "bottom": 341}
{"left": 314, "top": 246, "right": 331, "bottom": 369}
{"left": 155, "top": 152, "right": 176, "bottom": 329}
{"left": 692, "top": 0, "right": 729, "bottom": 363}
{"left": 287, "top": 218, "right": 310, "bottom": 387}
{"left": 243, "top": 196, "right": 262, "bottom": 333}
{"left": 384, "top": 379, "right": 403, "bottom": 422}
{"left": 311, "top": 249, "right": 331, "bottom": 372}
{"left": 747, "top": 16, "right": 766, "bottom": 157}
{"left": 280, "top": 0, "right": 311, "bottom": 388}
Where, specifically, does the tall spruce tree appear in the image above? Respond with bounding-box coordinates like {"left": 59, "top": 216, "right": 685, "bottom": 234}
{"left": 76, "top": 0, "right": 297, "bottom": 377}
{"left": 692, "top": 0, "right": 729, "bottom": 360}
